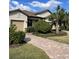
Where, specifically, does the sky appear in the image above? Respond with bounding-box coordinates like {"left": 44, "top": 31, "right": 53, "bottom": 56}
{"left": 9, "top": 0, "right": 69, "bottom": 12}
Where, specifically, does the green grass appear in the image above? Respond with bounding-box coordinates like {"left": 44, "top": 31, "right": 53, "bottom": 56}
{"left": 47, "top": 36, "right": 69, "bottom": 44}
{"left": 9, "top": 44, "right": 49, "bottom": 59}
{"left": 33, "top": 32, "right": 69, "bottom": 44}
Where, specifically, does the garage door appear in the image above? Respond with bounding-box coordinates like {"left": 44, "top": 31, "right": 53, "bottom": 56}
{"left": 11, "top": 20, "right": 24, "bottom": 31}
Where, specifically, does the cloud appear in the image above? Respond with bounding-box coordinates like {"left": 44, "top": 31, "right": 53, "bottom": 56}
{"left": 9, "top": 0, "right": 62, "bottom": 12}
{"left": 9, "top": 0, "right": 32, "bottom": 11}
{"left": 30, "top": 0, "right": 62, "bottom": 8}
{"left": 9, "top": 4, "right": 15, "bottom": 9}
{"left": 11, "top": 0, "right": 19, "bottom": 5}
{"left": 16, "top": 4, "right": 32, "bottom": 11}
{"left": 30, "top": 1, "right": 50, "bottom": 8}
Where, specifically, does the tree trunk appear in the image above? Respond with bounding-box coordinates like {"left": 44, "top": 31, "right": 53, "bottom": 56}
{"left": 56, "top": 21, "right": 59, "bottom": 34}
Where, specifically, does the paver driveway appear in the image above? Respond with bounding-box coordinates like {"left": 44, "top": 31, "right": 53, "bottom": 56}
{"left": 26, "top": 33, "right": 69, "bottom": 59}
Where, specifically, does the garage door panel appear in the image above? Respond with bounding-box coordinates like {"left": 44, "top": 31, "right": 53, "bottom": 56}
{"left": 11, "top": 20, "right": 24, "bottom": 31}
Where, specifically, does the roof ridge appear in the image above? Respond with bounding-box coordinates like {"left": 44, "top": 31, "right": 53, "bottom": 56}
{"left": 35, "top": 9, "right": 52, "bottom": 14}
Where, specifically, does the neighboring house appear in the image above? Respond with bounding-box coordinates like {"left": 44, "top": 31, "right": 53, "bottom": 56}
{"left": 9, "top": 9, "right": 52, "bottom": 31}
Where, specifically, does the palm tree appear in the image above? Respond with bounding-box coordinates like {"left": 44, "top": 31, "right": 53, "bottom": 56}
{"left": 58, "top": 8, "right": 65, "bottom": 30}
{"left": 55, "top": 5, "right": 61, "bottom": 34}
{"left": 49, "top": 5, "right": 69, "bottom": 34}
{"left": 49, "top": 5, "right": 65, "bottom": 34}
{"left": 48, "top": 6, "right": 60, "bottom": 34}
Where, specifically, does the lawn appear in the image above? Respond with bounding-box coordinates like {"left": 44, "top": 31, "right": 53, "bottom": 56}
{"left": 9, "top": 44, "right": 49, "bottom": 59}
{"left": 47, "top": 36, "right": 69, "bottom": 44}
{"left": 33, "top": 31, "right": 69, "bottom": 44}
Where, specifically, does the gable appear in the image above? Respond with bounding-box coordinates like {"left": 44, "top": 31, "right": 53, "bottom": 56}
{"left": 36, "top": 10, "right": 52, "bottom": 18}
{"left": 9, "top": 11, "right": 27, "bottom": 21}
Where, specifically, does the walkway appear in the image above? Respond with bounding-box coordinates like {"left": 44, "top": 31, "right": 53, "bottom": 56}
{"left": 26, "top": 33, "right": 69, "bottom": 59}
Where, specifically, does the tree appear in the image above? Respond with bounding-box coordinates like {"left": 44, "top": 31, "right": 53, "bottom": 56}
{"left": 49, "top": 5, "right": 69, "bottom": 34}
{"left": 58, "top": 8, "right": 65, "bottom": 30}
{"left": 55, "top": 5, "right": 61, "bottom": 34}
{"left": 63, "top": 12, "right": 69, "bottom": 30}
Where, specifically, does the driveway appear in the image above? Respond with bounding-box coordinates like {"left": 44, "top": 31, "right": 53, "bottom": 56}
{"left": 26, "top": 33, "right": 69, "bottom": 59}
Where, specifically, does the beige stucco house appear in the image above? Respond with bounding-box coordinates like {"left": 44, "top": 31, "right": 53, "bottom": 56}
{"left": 9, "top": 9, "right": 52, "bottom": 31}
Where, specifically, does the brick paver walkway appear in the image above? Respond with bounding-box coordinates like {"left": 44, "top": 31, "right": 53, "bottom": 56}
{"left": 26, "top": 33, "right": 69, "bottom": 59}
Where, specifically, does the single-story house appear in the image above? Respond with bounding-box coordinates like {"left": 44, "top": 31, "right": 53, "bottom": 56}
{"left": 9, "top": 9, "right": 55, "bottom": 31}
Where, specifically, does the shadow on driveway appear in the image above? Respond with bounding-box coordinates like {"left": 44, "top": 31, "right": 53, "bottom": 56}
{"left": 24, "top": 37, "right": 31, "bottom": 43}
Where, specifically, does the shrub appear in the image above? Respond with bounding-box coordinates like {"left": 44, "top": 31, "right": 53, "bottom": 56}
{"left": 9, "top": 24, "right": 25, "bottom": 44}
{"left": 33, "top": 20, "right": 51, "bottom": 33}
{"left": 60, "top": 25, "right": 69, "bottom": 31}
{"left": 60, "top": 25, "right": 65, "bottom": 30}
{"left": 66, "top": 25, "right": 69, "bottom": 31}
{"left": 26, "top": 26, "right": 34, "bottom": 32}
{"left": 9, "top": 24, "right": 17, "bottom": 44}
{"left": 13, "top": 31, "right": 25, "bottom": 44}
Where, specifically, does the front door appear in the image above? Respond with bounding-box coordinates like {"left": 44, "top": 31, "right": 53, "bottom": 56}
{"left": 27, "top": 19, "right": 32, "bottom": 27}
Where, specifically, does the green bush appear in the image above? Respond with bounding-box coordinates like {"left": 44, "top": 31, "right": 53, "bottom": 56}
{"left": 33, "top": 20, "right": 51, "bottom": 33}
{"left": 9, "top": 24, "right": 25, "bottom": 44}
{"left": 66, "top": 25, "right": 69, "bottom": 31}
{"left": 9, "top": 24, "right": 17, "bottom": 44}
{"left": 60, "top": 25, "right": 69, "bottom": 31}
{"left": 13, "top": 31, "right": 25, "bottom": 44}
{"left": 26, "top": 26, "right": 34, "bottom": 32}
{"left": 60, "top": 25, "right": 65, "bottom": 30}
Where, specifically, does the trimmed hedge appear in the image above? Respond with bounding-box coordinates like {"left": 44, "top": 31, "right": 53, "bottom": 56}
{"left": 33, "top": 20, "right": 51, "bottom": 33}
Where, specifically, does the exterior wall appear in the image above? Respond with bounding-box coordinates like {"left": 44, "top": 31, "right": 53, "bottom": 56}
{"left": 52, "top": 25, "right": 56, "bottom": 30}
{"left": 11, "top": 20, "right": 24, "bottom": 31}
{"left": 52, "top": 25, "right": 60, "bottom": 30}
{"left": 9, "top": 12, "right": 27, "bottom": 20}
{"left": 9, "top": 11, "right": 28, "bottom": 31}
{"left": 36, "top": 12, "right": 51, "bottom": 18}
{"left": 45, "top": 18, "right": 52, "bottom": 22}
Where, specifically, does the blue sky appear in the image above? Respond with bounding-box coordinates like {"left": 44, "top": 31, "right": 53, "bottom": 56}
{"left": 9, "top": 0, "right": 69, "bottom": 12}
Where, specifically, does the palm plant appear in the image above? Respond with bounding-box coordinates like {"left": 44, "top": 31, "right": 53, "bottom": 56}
{"left": 48, "top": 6, "right": 61, "bottom": 34}
{"left": 58, "top": 8, "right": 65, "bottom": 30}
{"left": 55, "top": 5, "right": 61, "bottom": 34}
{"left": 49, "top": 5, "right": 69, "bottom": 34}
